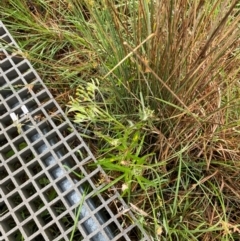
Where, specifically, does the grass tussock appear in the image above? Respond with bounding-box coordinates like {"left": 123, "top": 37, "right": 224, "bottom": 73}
{"left": 1, "top": 0, "right": 240, "bottom": 240}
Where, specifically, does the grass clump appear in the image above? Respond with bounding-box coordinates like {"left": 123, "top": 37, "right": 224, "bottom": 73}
{"left": 1, "top": 0, "right": 240, "bottom": 240}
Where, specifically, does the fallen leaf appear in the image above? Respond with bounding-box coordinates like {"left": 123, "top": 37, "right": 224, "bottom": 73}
{"left": 26, "top": 84, "right": 34, "bottom": 93}
{"left": 156, "top": 225, "right": 163, "bottom": 236}
{"left": 122, "top": 183, "right": 128, "bottom": 192}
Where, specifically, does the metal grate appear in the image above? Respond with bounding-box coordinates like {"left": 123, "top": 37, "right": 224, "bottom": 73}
{"left": 0, "top": 21, "right": 150, "bottom": 241}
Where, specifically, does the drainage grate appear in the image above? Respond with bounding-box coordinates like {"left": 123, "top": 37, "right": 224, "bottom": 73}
{"left": 0, "top": 21, "right": 150, "bottom": 241}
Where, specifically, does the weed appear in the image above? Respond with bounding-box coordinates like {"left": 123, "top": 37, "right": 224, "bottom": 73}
{"left": 1, "top": 0, "right": 240, "bottom": 240}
